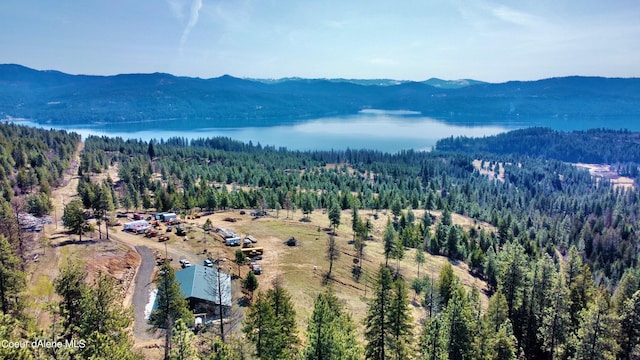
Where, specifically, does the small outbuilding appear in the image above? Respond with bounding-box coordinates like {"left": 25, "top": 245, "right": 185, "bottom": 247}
{"left": 160, "top": 212, "right": 177, "bottom": 222}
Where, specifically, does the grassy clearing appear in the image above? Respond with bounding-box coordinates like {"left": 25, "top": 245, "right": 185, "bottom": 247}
{"left": 184, "top": 207, "right": 491, "bottom": 341}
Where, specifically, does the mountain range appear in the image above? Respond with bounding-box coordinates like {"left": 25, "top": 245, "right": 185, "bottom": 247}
{"left": 1, "top": 64, "right": 639, "bottom": 129}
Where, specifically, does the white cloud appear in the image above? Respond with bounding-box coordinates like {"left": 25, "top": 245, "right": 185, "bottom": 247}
{"left": 180, "top": 0, "right": 203, "bottom": 50}
{"left": 490, "top": 5, "right": 542, "bottom": 28}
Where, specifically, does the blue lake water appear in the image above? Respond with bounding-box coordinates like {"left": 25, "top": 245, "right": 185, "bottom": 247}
{"left": 11, "top": 111, "right": 518, "bottom": 153}
{"left": 12, "top": 110, "right": 638, "bottom": 152}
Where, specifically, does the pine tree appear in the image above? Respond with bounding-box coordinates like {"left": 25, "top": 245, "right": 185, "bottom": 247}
{"left": 234, "top": 250, "right": 247, "bottom": 278}
{"left": 573, "top": 290, "right": 619, "bottom": 360}
{"left": 55, "top": 259, "right": 89, "bottom": 339}
{"left": 485, "top": 289, "right": 509, "bottom": 333}
{"left": 575, "top": 290, "right": 619, "bottom": 360}
{"left": 612, "top": 269, "right": 639, "bottom": 313}
{"left": 328, "top": 202, "right": 341, "bottom": 232}
{"left": 243, "top": 279, "right": 298, "bottom": 359}
{"left": 304, "top": 289, "right": 363, "bottom": 360}
{"left": 80, "top": 272, "right": 136, "bottom": 358}
{"left": 383, "top": 220, "right": 397, "bottom": 266}
{"left": 443, "top": 287, "right": 473, "bottom": 360}
{"left": 62, "top": 199, "right": 87, "bottom": 241}
{"left": 420, "top": 315, "right": 447, "bottom": 360}
{"left": 365, "top": 265, "right": 394, "bottom": 360}
{"left": 618, "top": 290, "right": 640, "bottom": 360}
{"left": 524, "top": 254, "right": 557, "bottom": 358}
{"left": 267, "top": 278, "right": 298, "bottom": 357}
{"left": 538, "top": 275, "right": 571, "bottom": 360}
{"left": 441, "top": 206, "right": 452, "bottom": 226}
{"left": 563, "top": 252, "right": 595, "bottom": 358}
{"left": 484, "top": 246, "right": 498, "bottom": 290}
{"left": 53, "top": 264, "right": 139, "bottom": 359}
{"left": 388, "top": 279, "right": 413, "bottom": 360}
{"left": 243, "top": 292, "right": 277, "bottom": 359}
{"left": 351, "top": 206, "right": 360, "bottom": 240}
{"left": 0, "top": 234, "right": 25, "bottom": 316}
{"left": 205, "top": 335, "right": 234, "bottom": 360}
{"left": 497, "top": 241, "right": 529, "bottom": 336}
{"left": 148, "top": 140, "right": 156, "bottom": 159}
{"left": 169, "top": 319, "right": 198, "bottom": 360}
{"left": 487, "top": 320, "right": 518, "bottom": 360}
{"left": 437, "top": 263, "right": 456, "bottom": 308}
{"left": 243, "top": 270, "right": 259, "bottom": 300}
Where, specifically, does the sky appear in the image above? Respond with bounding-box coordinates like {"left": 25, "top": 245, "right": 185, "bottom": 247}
{"left": 1, "top": 0, "right": 639, "bottom": 82}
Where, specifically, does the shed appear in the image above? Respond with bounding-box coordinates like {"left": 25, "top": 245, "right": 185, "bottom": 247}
{"left": 154, "top": 212, "right": 167, "bottom": 221}
{"left": 160, "top": 212, "right": 177, "bottom": 222}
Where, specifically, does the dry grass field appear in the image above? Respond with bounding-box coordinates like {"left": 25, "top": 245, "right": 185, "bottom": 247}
{"left": 183, "top": 207, "right": 491, "bottom": 340}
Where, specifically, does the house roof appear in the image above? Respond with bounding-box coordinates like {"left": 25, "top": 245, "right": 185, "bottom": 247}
{"left": 175, "top": 264, "right": 232, "bottom": 307}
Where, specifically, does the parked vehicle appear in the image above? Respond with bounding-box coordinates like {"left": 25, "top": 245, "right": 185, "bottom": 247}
{"left": 204, "top": 259, "right": 214, "bottom": 267}
{"left": 250, "top": 262, "right": 262, "bottom": 274}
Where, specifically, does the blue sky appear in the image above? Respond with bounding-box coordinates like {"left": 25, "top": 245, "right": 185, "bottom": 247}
{"left": 1, "top": 0, "right": 639, "bottom": 82}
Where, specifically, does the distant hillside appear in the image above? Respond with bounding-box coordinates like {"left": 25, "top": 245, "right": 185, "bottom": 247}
{"left": 252, "top": 77, "right": 411, "bottom": 86}
{"left": 435, "top": 127, "right": 640, "bottom": 164}
{"left": 422, "top": 78, "right": 486, "bottom": 89}
{"left": 1, "top": 64, "right": 640, "bottom": 129}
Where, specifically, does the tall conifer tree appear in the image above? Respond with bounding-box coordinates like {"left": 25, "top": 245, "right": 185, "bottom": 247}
{"left": 365, "top": 265, "right": 393, "bottom": 360}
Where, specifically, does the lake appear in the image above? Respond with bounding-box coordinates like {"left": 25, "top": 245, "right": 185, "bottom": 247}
{"left": 12, "top": 111, "right": 517, "bottom": 153}
{"left": 14, "top": 111, "right": 640, "bottom": 152}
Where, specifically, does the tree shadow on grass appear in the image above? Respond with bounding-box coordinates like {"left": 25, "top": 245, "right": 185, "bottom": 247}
{"left": 54, "top": 238, "right": 99, "bottom": 247}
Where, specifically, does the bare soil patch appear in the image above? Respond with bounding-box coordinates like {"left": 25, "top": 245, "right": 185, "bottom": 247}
{"left": 575, "top": 163, "right": 636, "bottom": 190}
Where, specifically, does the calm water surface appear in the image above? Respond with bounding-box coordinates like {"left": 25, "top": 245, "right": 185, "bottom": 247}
{"left": 14, "top": 112, "right": 516, "bottom": 153}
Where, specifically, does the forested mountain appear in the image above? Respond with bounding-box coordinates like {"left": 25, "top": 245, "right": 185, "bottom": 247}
{"left": 436, "top": 128, "right": 640, "bottom": 163}
{"left": 2, "top": 64, "right": 640, "bottom": 129}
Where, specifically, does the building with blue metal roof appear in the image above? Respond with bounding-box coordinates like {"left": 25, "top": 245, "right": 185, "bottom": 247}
{"left": 150, "top": 264, "right": 232, "bottom": 322}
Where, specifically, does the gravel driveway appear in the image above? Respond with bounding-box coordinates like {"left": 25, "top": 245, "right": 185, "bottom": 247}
{"left": 133, "top": 245, "right": 156, "bottom": 340}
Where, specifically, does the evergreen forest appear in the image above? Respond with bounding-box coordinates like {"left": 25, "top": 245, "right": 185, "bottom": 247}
{"left": 0, "top": 122, "right": 639, "bottom": 359}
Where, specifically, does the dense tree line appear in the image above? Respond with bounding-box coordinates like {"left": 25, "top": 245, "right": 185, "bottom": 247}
{"left": 436, "top": 127, "right": 640, "bottom": 168}
{"left": 0, "top": 122, "right": 79, "bottom": 198}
